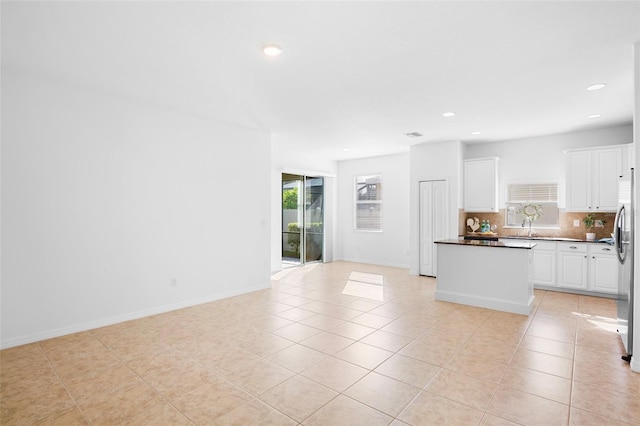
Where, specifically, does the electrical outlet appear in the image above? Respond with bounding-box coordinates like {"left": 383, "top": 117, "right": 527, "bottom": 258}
{"left": 170, "top": 278, "right": 177, "bottom": 287}
{"left": 573, "top": 219, "right": 580, "bottom": 227}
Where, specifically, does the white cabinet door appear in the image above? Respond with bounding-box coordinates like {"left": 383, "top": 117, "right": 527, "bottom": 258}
{"left": 625, "top": 145, "right": 635, "bottom": 170}
{"left": 557, "top": 244, "right": 588, "bottom": 290}
{"left": 464, "top": 158, "right": 498, "bottom": 212}
{"left": 566, "top": 146, "right": 627, "bottom": 212}
{"left": 420, "top": 180, "right": 447, "bottom": 277}
{"left": 588, "top": 245, "right": 618, "bottom": 293}
{"left": 566, "top": 151, "right": 591, "bottom": 212}
{"left": 532, "top": 242, "right": 556, "bottom": 286}
{"left": 592, "top": 148, "right": 622, "bottom": 211}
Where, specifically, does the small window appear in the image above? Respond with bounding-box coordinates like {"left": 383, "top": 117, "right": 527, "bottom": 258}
{"left": 505, "top": 183, "right": 559, "bottom": 227}
{"left": 355, "top": 174, "right": 382, "bottom": 231}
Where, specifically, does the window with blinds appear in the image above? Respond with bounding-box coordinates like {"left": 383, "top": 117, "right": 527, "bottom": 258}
{"left": 508, "top": 183, "right": 558, "bottom": 203}
{"left": 505, "top": 182, "right": 559, "bottom": 227}
{"left": 354, "top": 174, "right": 382, "bottom": 231}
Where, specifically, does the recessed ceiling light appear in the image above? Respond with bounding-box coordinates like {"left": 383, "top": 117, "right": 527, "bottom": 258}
{"left": 263, "top": 44, "right": 283, "bottom": 56}
{"left": 586, "top": 83, "right": 606, "bottom": 91}
{"left": 471, "top": 131, "right": 481, "bottom": 135}
{"left": 442, "top": 112, "right": 456, "bottom": 117}
{"left": 587, "top": 114, "right": 601, "bottom": 119}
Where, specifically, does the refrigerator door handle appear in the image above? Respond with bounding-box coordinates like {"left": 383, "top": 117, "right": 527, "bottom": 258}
{"left": 614, "top": 204, "right": 626, "bottom": 264}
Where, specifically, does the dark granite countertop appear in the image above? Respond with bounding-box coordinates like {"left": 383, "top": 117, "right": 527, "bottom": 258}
{"left": 499, "top": 236, "right": 613, "bottom": 244}
{"left": 436, "top": 239, "right": 536, "bottom": 249}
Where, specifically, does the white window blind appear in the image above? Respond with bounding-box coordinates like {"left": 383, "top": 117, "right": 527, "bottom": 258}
{"left": 506, "top": 182, "right": 559, "bottom": 227}
{"left": 508, "top": 183, "right": 558, "bottom": 202}
{"left": 355, "top": 174, "right": 382, "bottom": 231}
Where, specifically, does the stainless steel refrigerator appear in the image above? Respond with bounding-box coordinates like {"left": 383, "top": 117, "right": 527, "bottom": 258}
{"left": 615, "top": 168, "right": 634, "bottom": 362}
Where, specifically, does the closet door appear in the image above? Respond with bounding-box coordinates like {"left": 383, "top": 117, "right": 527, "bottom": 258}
{"left": 420, "top": 182, "right": 435, "bottom": 276}
{"left": 420, "top": 180, "right": 447, "bottom": 276}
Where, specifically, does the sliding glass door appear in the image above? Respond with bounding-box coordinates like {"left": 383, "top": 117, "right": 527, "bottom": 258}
{"left": 282, "top": 174, "right": 324, "bottom": 268}
{"left": 304, "top": 176, "right": 324, "bottom": 263}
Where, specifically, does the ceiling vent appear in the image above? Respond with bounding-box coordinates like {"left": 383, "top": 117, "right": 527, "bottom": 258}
{"left": 405, "top": 132, "right": 423, "bottom": 138}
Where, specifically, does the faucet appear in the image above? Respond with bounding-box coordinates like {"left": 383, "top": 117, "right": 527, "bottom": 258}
{"left": 521, "top": 217, "right": 536, "bottom": 237}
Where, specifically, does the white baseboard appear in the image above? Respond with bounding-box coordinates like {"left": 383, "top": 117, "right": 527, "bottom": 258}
{"left": 631, "top": 355, "right": 640, "bottom": 373}
{"left": 0, "top": 284, "right": 270, "bottom": 350}
{"left": 435, "top": 290, "right": 534, "bottom": 316}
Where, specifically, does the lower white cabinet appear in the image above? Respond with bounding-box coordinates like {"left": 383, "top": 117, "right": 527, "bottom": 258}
{"left": 588, "top": 245, "right": 618, "bottom": 293}
{"left": 556, "top": 243, "right": 588, "bottom": 290}
{"left": 531, "top": 241, "right": 556, "bottom": 286}
{"left": 504, "top": 238, "right": 618, "bottom": 295}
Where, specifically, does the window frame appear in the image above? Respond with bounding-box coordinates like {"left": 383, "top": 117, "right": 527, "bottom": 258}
{"left": 354, "top": 173, "right": 383, "bottom": 232}
{"left": 504, "top": 181, "right": 560, "bottom": 228}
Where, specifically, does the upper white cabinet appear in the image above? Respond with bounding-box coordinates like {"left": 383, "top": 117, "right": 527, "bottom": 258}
{"left": 593, "top": 148, "right": 623, "bottom": 211}
{"left": 565, "top": 150, "right": 591, "bottom": 211}
{"left": 464, "top": 157, "right": 499, "bottom": 212}
{"left": 566, "top": 145, "right": 628, "bottom": 212}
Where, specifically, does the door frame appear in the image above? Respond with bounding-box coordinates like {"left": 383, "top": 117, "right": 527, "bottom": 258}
{"left": 281, "top": 173, "right": 325, "bottom": 268}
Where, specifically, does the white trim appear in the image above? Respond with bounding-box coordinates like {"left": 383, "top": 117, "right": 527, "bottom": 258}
{"left": 464, "top": 156, "right": 500, "bottom": 163}
{"left": 354, "top": 173, "right": 383, "bottom": 231}
{"left": 434, "top": 290, "right": 534, "bottom": 315}
{"left": 562, "top": 143, "right": 633, "bottom": 155}
{"left": 631, "top": 356, "right": 640, "bottom": 373}
{"left": 0, "top": 284, "right": 270, "bottom": 350}
{"left": 280, "top": 166, "right": 336, "bottom": 178}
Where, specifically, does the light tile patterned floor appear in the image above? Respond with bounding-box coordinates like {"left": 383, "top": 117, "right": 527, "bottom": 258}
{"left": 2, "top": 261, "right": 639, "bottom": 425}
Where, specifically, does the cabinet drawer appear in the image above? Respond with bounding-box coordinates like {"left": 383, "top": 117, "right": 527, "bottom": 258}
{"left": 589, "top": 245, "right": 615, "bottom": 255}
{"left": 533, "top": 241, "right": 557, "bottom": 251}
{"left": 557, "top": 242, "right": 587, "bottom": 253}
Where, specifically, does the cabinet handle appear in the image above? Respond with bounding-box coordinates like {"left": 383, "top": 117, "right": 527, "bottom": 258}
{"left": 596, "top": 206, "right": 599, "bottom": 209}
{"left": 602, "top": 248, "right": 611, "bottom": 251}
{"left": 585, "top": 256, "right": 587, "bottom": 258}
{"left": 569, "top": 246, "right": 578, "bottom": 249}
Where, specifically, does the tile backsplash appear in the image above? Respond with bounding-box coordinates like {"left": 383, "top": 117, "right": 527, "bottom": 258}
{"left": 459, "top": 209, "right": 615, "bottom": 240}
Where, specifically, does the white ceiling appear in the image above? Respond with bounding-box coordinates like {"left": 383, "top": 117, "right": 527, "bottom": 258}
{"left": 3, "top": 1, "right": 640, "bottom": 162}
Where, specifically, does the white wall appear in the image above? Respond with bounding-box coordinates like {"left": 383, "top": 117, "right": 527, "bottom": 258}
{"left": 336, "top": 153, "right": 410, "bottom": 268}
{"left": 464, "top": 124, "right": 633, "bottom": 208}
{"left": 409, "top": 141, "right": 463, "bottom": 275}
{"left": 1, "top": 71, "right": 271, "bottom": 348}
{"left": 270, "top": 140, "right": 337, "bottom": 272}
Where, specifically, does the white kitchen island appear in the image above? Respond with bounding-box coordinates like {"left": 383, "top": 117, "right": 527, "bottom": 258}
{"left": 434, "top": 239, "right": 536, "bottom": 315}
